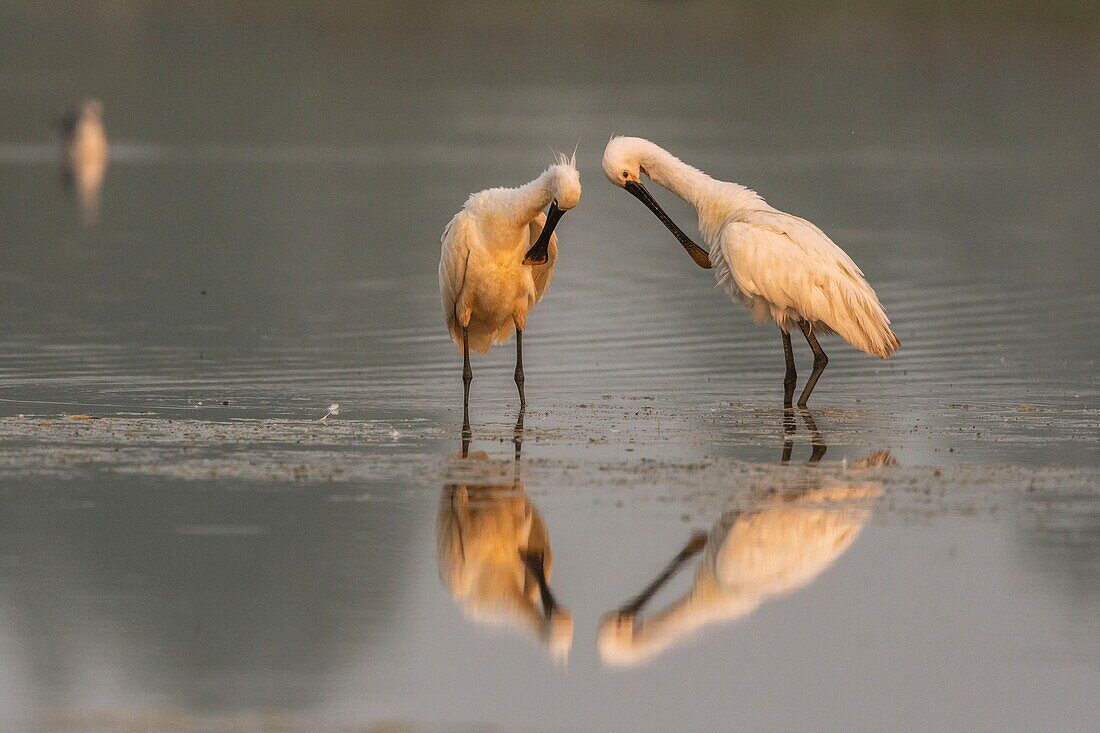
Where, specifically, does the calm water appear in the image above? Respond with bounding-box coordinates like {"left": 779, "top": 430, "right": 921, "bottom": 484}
{"left": 0, "top": 3, "right": 1098, "bottom": 731}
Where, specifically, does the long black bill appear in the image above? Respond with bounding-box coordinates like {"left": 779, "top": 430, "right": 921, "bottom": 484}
{"left": 615, "top": 531, "right": 708, "bottom": 616}
{"left": 521, "top": 551, "right": 558, "bottom": 617}
{"left": 624, "top": 181, "right": 712, "bottom": 269}
{"left": 523, "top": 200, "right": 565, "bottom": 266}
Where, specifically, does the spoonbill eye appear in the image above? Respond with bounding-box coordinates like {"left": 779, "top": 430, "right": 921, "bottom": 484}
{"left": 622, "top": 170, "right": 629, "bottom": 178}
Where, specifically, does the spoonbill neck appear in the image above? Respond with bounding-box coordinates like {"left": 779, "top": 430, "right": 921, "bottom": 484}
{"left": 519, "top": 170, "right": 557, "bottom": 212}
{"left": 638, "top": 142, "right": 763, "bottom": 243}
{"left": 636, "top": 142, "right": 718, "bottom": 210}
{"left": 485, "top": 169, "right": 558, "bottom": 230}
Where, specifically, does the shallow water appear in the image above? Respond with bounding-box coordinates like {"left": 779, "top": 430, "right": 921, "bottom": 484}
{"left": 0, "top": 3, "right": 1098, "bottom": 731}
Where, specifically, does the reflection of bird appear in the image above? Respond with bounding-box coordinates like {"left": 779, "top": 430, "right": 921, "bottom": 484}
{"left": 437, "top": 482, "right": 573, "bottom": 661}
{"left": 599, "top": 460, "right": 888, "bottom": 667}
{"left": 603, "top": 137, "right": 899, "bottom": 408}
{"left": 439, "top": 153, "right": 581, "bottom": 431}
{"left": 59, "top": 100, "right": 108, "bottom": 227}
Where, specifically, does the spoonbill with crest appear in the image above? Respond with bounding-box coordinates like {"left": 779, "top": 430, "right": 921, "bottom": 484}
{"left": 439, "top": 152, "right": 580, "bottom": 432}
{"left": 603, "top": 137, "right": 898, "bottom": 407}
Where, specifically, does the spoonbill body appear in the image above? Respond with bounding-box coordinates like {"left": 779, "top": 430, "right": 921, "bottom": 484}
{"left": 603, "top": 137, "right": 898, "bottom": 407}
{"left": 439, "top": 153, "right": 580, "bottom": 430}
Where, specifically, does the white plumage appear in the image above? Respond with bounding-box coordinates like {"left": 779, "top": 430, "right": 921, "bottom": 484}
{"left": 714, "top": 210, "right": 898, "bottom": 359}
{"left": 440, "top": 153, "right": 580, "bottom": 425}
{"left": 59, "top": 99, "right": 107, "bottom": 227}
{"left": 603, "top": 136, "right": 898, "bottom": 406}
{"left": 439, "top": 206, "right": 556, "bottom": 353}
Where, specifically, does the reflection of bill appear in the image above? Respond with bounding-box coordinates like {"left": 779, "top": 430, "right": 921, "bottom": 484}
{"left": 437, "top": 482, "right": 573, "bottom": 662}
{"left": 59, "top": 100, "right": 108, "bottom": 228}
{"left": 599, "top": 453, "right": 891, "bottom": 667}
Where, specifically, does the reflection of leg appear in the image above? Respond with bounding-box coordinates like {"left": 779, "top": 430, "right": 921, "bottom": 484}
{"left": 521, "top": 551, "right": 557, "bottom": 617}
{"left": 513, "top": 407, "right": 525, "bottom": 462}
{"left": 462, "top": 326, "right": 472, "bottom": 440}
{"left": 514, "top": 328, "right": 526, "bottom": 408}
{"left": 782, "top": 329, "right": 797, "bottom": 409}
{"left": 800, "top": 408, "right": 827, "bottom": 463}
{"left": 782, "top": 407, "right": 796, "bottom": 464}
{"left": 617, "top": 531, "right": 708, "bottom": 616}
{"left": 797, "top": 321, "right": 828, "bottom": 408}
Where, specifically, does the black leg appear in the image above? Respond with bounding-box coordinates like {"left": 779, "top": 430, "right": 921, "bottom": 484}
{"left": 514, "top": 328, "right": 526, "bottom": 408}
{"left": 616, "top": 531, "right": 708, "bottom": 616}
{"left": 797, "top": 321, "right": 828, "bottom": 408}
{"left": 462, "top": 326, "right": 472, "bottom": 440}
{"left": 513, "top": 407, "right": 525, "bottom": 462}
{"left": 781, "top": 331, "right": 797, "bottom": 464}
{"left": 782, "top": 329, "right": 797, "bottom": 409}
{"left": 800, "top": 408, "right": 828, "bottom": 463}
{"left": 781, "top": 408, "right": 795, "bottom": 465}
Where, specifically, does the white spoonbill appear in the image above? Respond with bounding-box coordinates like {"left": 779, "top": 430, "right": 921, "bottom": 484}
{"left": 603, "top": 137, "right": 899, "bottom": 408}
{"left": 59, "top": 99, "right": 107, "bottom": 227}
{"left": 439, "top": 153, "right": 581, "bottom": 430}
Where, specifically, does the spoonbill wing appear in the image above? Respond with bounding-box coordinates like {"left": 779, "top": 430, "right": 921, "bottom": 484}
{"left": 439, "top": 211, "right": 474, "bottom": 345}
{"left": 747, "top": 208, "right": 864, "bottom": 277}
{"left": 715, "top": 220, "right": 898, "bottom": 358}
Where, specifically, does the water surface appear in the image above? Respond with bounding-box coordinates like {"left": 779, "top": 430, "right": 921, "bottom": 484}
{"left": 0, "top": 3, "right": 1097, "bottom": 731}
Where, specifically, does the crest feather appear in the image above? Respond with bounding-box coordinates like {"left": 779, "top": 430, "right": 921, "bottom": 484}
{"left": 554, "top": 149, "right": 577, "bottom": 170}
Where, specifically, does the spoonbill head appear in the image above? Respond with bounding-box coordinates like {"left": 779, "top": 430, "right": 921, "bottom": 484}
{"left": 439, "top": 152, "right": 580, "bottom": 433}
{"left": 602, "top": 137, "right": 712, "bottom": 269}
{"left": 603, "top": 136, "right": 898, "bottom": 408}
{"left": 545, "top": 151, "right": 582, "bottom": 209}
